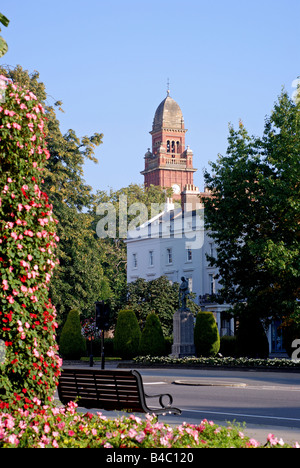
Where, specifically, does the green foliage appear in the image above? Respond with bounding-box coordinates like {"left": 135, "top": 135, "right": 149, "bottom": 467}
{"left": 3, "top": 405, "right": 293, "bottom": 448}
{"left": 0, "top": 66, "right": 106, "bottom": 325}
{"left": 0, "top": 13, "right": 9, "bottom": 58}
{"left": 92, "top": 184, "right": 171, "bottom": 314}
{"left": 203, "top": 90, "right": 300, "bottom": 322}
{"left": 113, "top": 309, "right": 141, "bottom": 359}
{"left": 59, "top": 309, "right": 86, "bottom": 359}
{"left": 236, "top": 315, "right": 269, "bottom": 358}
{"left": 194, "top": 312, "right": 220, "bottom": 357}
{"left": 220, "top": 335, "right": 237, "bottom": 357}
{"left": 126, "top": 276, "right": 200, "bottom": 337}
{"left": 0, "top": 78, "right": 61, "bottom": 410}
{"left": 139, "top": 312, "right": 166, "bottom": 357}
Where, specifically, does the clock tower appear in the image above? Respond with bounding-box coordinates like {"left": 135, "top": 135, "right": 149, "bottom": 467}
{"left": 141, "top": 90, "right": 197, "bottom": 200}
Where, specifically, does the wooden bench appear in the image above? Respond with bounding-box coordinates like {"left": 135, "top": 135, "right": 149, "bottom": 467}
{"left": 58, "top": 368, "right": 182, "bottom": 416}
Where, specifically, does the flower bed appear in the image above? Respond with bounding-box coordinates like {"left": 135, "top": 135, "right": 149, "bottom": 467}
{"left": 0, "top": 401, "right": 298, "bottom": 448}
{"left": 133, "top": 355, "right": 300, "bottom": 370}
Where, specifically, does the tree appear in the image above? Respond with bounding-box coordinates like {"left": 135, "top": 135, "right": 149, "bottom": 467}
{"left": 203, "top": 90, "right": 299, "bottom": 324}
{"left": 92, "top": 184, "right": 172, "bottom": 313}
{"left": 0, "top": 66, "right": 106, "bottom": 325}
{"left": 126, "top": 276, "right": 201, "bottom": 336}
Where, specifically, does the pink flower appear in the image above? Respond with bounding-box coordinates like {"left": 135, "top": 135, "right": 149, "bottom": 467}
{"left": 135, "top": 433, "right": 146, "bottom": 443}
{"left": 248, "top": 438, "right": 260, "bottom": 447}
{"left": 6, "top": 435, "right": 19, "bottom": 446}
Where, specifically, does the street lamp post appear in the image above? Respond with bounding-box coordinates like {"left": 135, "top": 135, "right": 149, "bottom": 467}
{"left": 95, "top": 301, "right": 110, "bottom": 370}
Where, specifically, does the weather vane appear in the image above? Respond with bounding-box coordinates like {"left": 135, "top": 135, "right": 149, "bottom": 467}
{"left": 167, "top": 78, "right": 170, "bottom": 96}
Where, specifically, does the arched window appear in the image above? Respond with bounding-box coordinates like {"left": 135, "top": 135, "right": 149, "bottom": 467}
{"left": 171, "top": 141, "right": 175, "bottom": 153}
{"left": 167, "top": 140, "right": 170, "bottom": 153}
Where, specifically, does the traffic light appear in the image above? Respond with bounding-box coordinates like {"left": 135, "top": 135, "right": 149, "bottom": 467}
{"left": 95, "top": 301, "right": 110, "bottom": 331}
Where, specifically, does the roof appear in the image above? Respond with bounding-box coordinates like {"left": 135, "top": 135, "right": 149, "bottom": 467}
{"left": 152, "top": 94, "right": 185, "bottom": 132}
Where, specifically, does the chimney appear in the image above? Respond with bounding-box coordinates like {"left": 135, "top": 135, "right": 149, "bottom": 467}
{"left": 181, "top": 184, "right": 201, "bottom": 211}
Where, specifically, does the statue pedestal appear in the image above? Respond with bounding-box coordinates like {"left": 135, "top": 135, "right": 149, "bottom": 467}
{"left": 171, "top": 309, "right": 195, "bottom": 358}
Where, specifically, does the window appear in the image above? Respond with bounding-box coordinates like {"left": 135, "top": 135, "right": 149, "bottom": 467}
{"left": 132, "top": 253, "right": 138, "bottom": 269}
{"left": 209, "top": 274, "right": 215, "bottom": 295}
{"left": 166, "top": 248, "right": 173, "bottom": 264}
{"left": 186, "top": 247, "right": 192, "bottom": 262}
{"left": 209, "top": 242, "right": 214, "bottom": 258}
{"left": 171, "top": 141, "right": 175, "bottom": 153}
{"left": 149, "top": 250, "right": 154, "bottom": 267}
{"left": 167, "top": 140, "right": 170, "bottom": 153}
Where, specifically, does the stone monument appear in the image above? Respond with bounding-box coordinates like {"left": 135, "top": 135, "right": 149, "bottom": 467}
{"left": 171, "top": 277, "right": 195, "bottom": 357}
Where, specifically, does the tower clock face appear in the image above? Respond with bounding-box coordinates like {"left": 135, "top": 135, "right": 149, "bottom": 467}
{"left": 172, "top": 184, "right": 181, "bottom": 194}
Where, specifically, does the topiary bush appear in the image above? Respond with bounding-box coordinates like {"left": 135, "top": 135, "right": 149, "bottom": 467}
{"left": 194, "top": 311, "right": 220, "bottom": 357}
{"left": 59, "top": 309, "right": 86, "bottom": 359}
{"left": 113, "top": 309, "right": 141, "bottom": 359}
{"left": 236, "top": 314, "right": 269, "bottom": 358}
{"left": 139, "top": 312, "right": 165, "bottom": 357}
{"left": 220, "top": 335, "right": 237, "bottom": 357}
{"left": 0, "top": 76, "right": 61, "bottom": 411}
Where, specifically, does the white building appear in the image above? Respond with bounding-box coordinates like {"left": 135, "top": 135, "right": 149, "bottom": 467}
{"left": 126, "top": 197, "right": 234, "bottom": 338}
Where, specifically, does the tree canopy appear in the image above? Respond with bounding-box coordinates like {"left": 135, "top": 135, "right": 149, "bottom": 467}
{"left": 203, "top": 90, "right": 300, "bottom": 323}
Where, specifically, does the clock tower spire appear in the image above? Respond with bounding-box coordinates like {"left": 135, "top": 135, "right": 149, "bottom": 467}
{"left": 141, "top": 91, "right": 197, "bottom": 199}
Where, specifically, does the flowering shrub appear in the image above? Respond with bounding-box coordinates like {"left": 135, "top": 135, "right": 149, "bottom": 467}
{"left": 0, "top": 76, "right": 61, "bottom": 410}
{"left": 134, "top": 355, "right": 300, "bottom": 369}
{"left": 0, "top": 403, "right": 298, "bottom": 448}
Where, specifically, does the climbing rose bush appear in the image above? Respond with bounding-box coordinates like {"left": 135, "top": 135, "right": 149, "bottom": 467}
{"left": 0, "top": 75, "right": 61, "bottom": 411}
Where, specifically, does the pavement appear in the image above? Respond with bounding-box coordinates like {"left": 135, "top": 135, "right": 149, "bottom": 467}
{"left": 60, "top": 359, "right": 300, "bottom": 446}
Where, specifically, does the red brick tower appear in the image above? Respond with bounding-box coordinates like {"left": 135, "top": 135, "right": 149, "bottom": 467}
{"left": 141, "top": 91, "right": 197, "bottom": 199}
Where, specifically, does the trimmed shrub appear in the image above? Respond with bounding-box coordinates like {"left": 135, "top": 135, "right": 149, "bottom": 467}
{"left": 236, "top": 315, "right": 269, "bottom": 358}
{"left": 59, "top": 309, "right": 86, "bottom": 359}
{"left": 113, "top": 309, "right": 141, "bottom": 359}
{"left": 194, "top": 312, "right": 220, "bottom": 357}
{"left": 139, "top": 312, "right": 165, "bottom": 357}
{"left": 220, "top": 335, "right": 237, "bottom": 357}
{"left": 0, "top": 77, "right": 61, "bottom": 411}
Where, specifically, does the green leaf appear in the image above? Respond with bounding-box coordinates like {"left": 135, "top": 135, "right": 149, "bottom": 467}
{"left": 0, "top": 13, "right": 9, "bottom": 27}
{"left": 0, "top": 36, "right": 8, "bottom": 57}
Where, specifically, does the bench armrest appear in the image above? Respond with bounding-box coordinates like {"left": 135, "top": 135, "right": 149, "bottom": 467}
{"left": 144, "top": 392, "right": 174, "bottom": 409}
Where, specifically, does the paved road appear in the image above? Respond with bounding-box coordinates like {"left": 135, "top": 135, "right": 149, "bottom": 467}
{"left": 135, "top": 367, "right": 300, "bottom": 444}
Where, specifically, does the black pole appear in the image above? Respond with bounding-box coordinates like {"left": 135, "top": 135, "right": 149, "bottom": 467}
{"left": 89, "top": 338, "right": 94, "bottom": 367}
{"left": 101, "top": 329, "right": 105, "bottom": 370}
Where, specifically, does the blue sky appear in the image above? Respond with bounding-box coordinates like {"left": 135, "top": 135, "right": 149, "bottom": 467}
{"left": 1, "top": 0, "right": 299, "bottom": 193}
